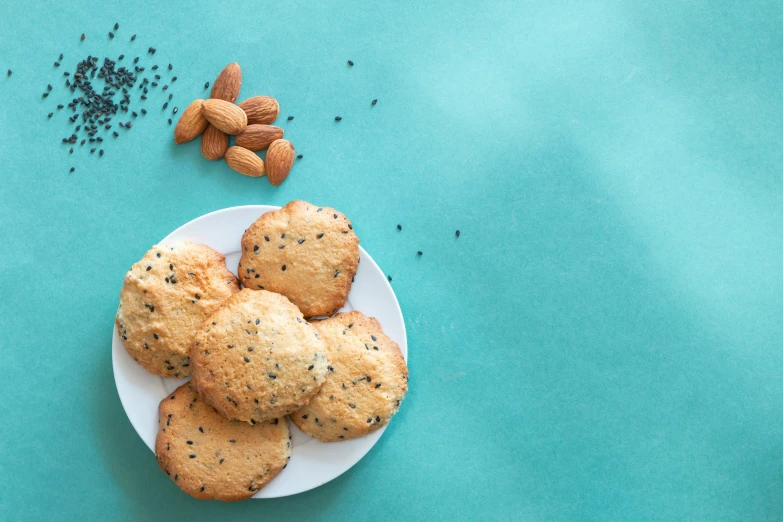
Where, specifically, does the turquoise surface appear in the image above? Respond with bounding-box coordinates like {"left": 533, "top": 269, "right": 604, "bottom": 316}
{"left": 1, "top": 1, "right": 782, "bottom": 520}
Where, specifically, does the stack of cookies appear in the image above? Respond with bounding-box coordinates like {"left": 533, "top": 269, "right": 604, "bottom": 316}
{"left": 116, "top": 200, "right": 409, "bottom": 501}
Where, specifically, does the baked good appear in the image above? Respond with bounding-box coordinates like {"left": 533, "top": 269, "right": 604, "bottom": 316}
{"left": 190, "top": 289, "right": 328, "bottom": 423}
{"left": 155, "top": 382, "right": 291, "bottom": 501}
{"left": 116, "top": 242, "right": 240, "bottom": 377}
{"left": 238, "top": 200, "right": 359, "bottom": 317}
{"left": 290, "top": 311, "right": 408, "bottom": 441}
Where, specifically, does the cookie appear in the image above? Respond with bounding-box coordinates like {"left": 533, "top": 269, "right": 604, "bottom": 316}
{"left": 290, "top": 311, "right": 408, "bottom": 442}
{"left": 156, "top": 383, "right": 291, "bottom": 501}
{"left": 238, "top": 200, "right": 359, "bottom": 317}
{"left": 116, "top": 242, "right": 240, "bottom": 377}
{"left": 190, "top": 288, "right": 329, "bottom": 423}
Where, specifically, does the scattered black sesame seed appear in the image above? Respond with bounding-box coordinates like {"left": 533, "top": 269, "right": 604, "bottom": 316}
{"left": 388, "top": 275, "right": 392, "bottom": 281}
{"left": 244, "top": 356, "right": 250, "bottom": 362}
{"left": 287, "top": 116, "right": 293, "bottom": 121}
{"left": 114, "top": 22, "right": 119, "bottom": 30}
{"left": 99, "top": 149, "right": 104, "bottom": 156}
{"left": 171, "top": 76, "right": 177, "bottom": 82}
{"left": 397, "top": 224, "right": 402, "bottom": 230}
{"left": 372, "top": 99, "right": 378, "bottom": 105}
{"left": 282, "top": 265, "right": 286, "bottom": 271}
{"left": 152, "top": 65, "right": 158, "bottom": 70}
{"left": 131, "top": 34, "right": 136, "bottom": 41}
{"left": 168, "top": 118, "right": 172, "bottom": 125}
{"left": 48, "top": 112, "right": 53, "bottom": 118}
{"left": 69, "top": 167, "right": 75, "bottom": 173}
{"left": 297, "top": 154, "right": 303, "bottom": 159}
{"left": 118, "top": 54, "right": 124, "bottom": 60}
{"left": 417, "top": 251, "right": 423, "bottom": 256}
{"left": 335, "top": 116, "right": 342, "bottom": 121}
{"left": 348, "top": 60, "right": 354, "bottom": 66}
{"left": 199, "top": 426, "right": 204, "bottom": 433}
{"left": 204, "top": 81, "right": 209, "bottom": 89}
{"left": 456, "top": 230, "right": 461, "bottom": 237}
{"left": 80, "top": 33, "right": 85, "bottom": 41}
{"left": 189, "top": 454, "right": 196, "bottom": 459}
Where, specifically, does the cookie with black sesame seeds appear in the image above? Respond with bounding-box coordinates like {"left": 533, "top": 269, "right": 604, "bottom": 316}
{"left": 238, "top": 200, "right": 359, "bottom": 317}
{"left": 155, "top": 383, "right": 291, "bottom": 501}
{"left": 290, "top": 311, "right": 408, "bottom": 442}
{"left": 116, "top": 242, "right": 240, "bottom": 377}
{"left": 190, "top": 288, "right": 329, "bottom": 423}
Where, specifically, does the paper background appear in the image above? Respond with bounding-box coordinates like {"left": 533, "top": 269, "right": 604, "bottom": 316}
{"left": 1, "top": 1, "right": 782, "bottom": 520}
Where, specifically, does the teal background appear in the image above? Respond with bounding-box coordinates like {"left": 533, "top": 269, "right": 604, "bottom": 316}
{"left": 1, "top": 0, "right": 782, "bottom": 520}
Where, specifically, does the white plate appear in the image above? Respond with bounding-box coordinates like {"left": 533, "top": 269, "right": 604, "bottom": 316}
{"left": 112, "top": 205, "right": 407, "bottom": 498}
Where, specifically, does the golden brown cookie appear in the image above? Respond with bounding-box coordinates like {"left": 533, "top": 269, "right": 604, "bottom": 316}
{"left": 190, "top": 289, "right": 329, "bottom": 423}
{"left": 116, "top": 242, "right": 240, "bottom": 377}
{"left": 238, "top": 200, "right": 359, "bottom": 317}
{"left": 155, "top": 383, "right": 291, "bottom": 501}
{"left": 290, "top": 311, "right": 408, "bottom": 442}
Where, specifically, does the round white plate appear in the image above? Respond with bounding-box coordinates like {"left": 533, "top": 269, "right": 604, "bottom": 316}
{"left": 112, "top": 205, "right": 407, "bottom": 498}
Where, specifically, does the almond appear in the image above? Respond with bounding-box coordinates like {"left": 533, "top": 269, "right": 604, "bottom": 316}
{"left": 224, "top": 146, "right": 266, "bottom": 177}
{"left": 265, "top": 139, "right": 295, "bottom": 186}
{"left": 238, "top": 96, "right": 279, "bottom": 125}
{"left": 201, "top": 99, "right": 247, "bottom": 135}
{"left": 201, "top": 124, "right": 229, "bottom": 160}
{"left": 173, "top": 99, "right": 208, "bottom": 144}
{"left": 210, "top": 62, "right": 242, "bottom": 103}
{"left": 235, "top": 125, "right": 284, "bottom": 151}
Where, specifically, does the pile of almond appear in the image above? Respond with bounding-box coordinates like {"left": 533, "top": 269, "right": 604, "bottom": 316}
{"left": 174, "top": 63, "right": 295, "bottom": 186}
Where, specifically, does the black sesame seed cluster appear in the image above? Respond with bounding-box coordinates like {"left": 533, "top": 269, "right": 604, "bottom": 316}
{"left": 44, "top": 24, "right": 179, "bottom": 172}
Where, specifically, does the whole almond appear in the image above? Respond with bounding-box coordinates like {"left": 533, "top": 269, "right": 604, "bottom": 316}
{"left": 202, "top": 99, "right": 247, "bottom": 135}
{"left": 173, "top": 99, "right": 208, "bottom": 144}
{"left": 265, "top": 139, "right": 295, "bottom": 186}
{"left": 211, "top": 62, "right": 242, "bottom": 103}
{"left": 235, "top": 125, "right": 284, "bottom": 151}
{"left": 224, "top": 146, "right": 266, "bottom": 177}
{"left": 238, "top": 96, "right": 279, "bottom": 125}
{"left": 201, "top": 124, "right": 229, "bottom": 160}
